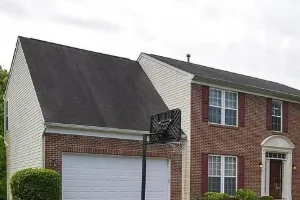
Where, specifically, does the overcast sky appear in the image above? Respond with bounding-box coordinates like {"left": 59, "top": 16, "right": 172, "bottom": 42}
{"left": 1, "top": 0, "right": 300, "bottom": 89}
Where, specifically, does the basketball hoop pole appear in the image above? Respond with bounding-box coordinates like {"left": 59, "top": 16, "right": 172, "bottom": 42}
{"left": 141, "top": 134, "right": 147, "bottom": 200}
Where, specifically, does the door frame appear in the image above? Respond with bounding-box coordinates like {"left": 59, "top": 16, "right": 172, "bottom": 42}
{"left": 261, "top": 149, "right": 291, "bottom": 199}
{"left": 261, "top": 135, "right": 294, "bottom": 200}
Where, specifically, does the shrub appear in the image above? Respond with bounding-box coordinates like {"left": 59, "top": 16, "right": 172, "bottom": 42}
{"left": 10, "top": 168, "right": 61, "bottom": 200}
{"left": 260, "top": 196, "right": 274, "bottom": 200}
{"left": 193, "top": 194, "right": 201, "bottom": 200}
{"left": 204, "top": 192, "right": 231, "bottom": 200}
{"left": 235, "top": 189, "right": 257, "bottom": 200}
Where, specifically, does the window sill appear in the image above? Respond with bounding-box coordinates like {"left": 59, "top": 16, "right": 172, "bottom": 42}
{"left": 272, "top": 131, "right": 282, "bottom": 134}
{"left": 208, "top": 123, "right": 239, "bottom": 130}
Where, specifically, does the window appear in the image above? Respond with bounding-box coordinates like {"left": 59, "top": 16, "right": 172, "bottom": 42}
{"left": 272, "top": 100, "right": 282, "bottom": 132}
{"left": 208, "top": 155, "right": 237, "bottom": 196}
{"left": 266, "top": 152, "right": 286, "bottom": 160}
{"left": 5, "top": 100, "right": 8, "bottom": 131}
{"left": 209, "top": 88, "right": 238, "bottom": 126}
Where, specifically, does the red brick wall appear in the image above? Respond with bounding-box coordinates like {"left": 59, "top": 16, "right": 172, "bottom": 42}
{"left": 190, "top": 83, "right": 300, "bottom": 199}
{"left": 44, "top": 133, "right": 182, "bottom": 200}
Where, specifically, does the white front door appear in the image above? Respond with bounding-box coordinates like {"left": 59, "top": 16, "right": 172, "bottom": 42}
{"left": 62, "top": 154, "right": 170, "bottom": 200}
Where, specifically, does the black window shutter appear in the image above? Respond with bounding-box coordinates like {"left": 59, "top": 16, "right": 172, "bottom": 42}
{"left": 238, "top": 93, "right": 246, "bottom": 127}
{"left": 283, "top": 101, "right": 289, "bottom": 132}
{"left": 266, "top": 98, "right": 272, "bottom": 130}
{"left": 238, "top": 156, "right": 245, "bottom": 189}
{"left": 201, "top": 153, "right": 209, "bottom": 194}
{"left": 202, "top": 86, "right": 209, "bottom": 122}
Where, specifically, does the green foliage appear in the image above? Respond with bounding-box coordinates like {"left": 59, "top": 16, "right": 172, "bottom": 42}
{"left": 260, "top": 196, "right": 274, "bottom": 200}
{"left": 192, "top": 194, "right": 201, "bottom": 200}
{"left": 235, "top": 189, "right": 257, "bottom": 200}
{"left": 10, "top": 168, "right": 61, "bottom": 200}
{"left": 204, "top": 192, "right": 231, "bottom": 200}
{"left": 0, "top": 66, "right": 8, "bottom": 133}
{"left": 0, "top": 65, "right": 8, "bottom": 200}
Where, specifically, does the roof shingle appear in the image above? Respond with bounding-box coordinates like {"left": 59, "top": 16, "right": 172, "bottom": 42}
{"left": 148, "top": 54, "right": 300, "bottom": 97}
{"left": 20, "top": 37, "right": 168, "bottom": 131}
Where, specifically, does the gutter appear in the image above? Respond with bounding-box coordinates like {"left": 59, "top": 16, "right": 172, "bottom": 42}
{"left": 44, "top": 122, "right": 149, "bottom": 135}
{"left": 2, "top": 96, "right": 8, "bottom": 147}
{"left": 192, "top": 75, "right": 300, "bottom": 103}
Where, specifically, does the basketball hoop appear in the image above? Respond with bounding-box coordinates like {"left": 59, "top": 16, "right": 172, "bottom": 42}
{"left": 167, "top": 138, "right": 187, "bottom": 154}
{"left": 149, "top": 109, "right": 181, "bottom": 144}
{"left": 141, "top": 108, "right": 182, "bottom": 200}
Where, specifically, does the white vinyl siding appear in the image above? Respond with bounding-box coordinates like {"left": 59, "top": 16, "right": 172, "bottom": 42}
{"left": 138, "top": 54, "right": 193, "bottom": 200}
{"left": 209, "top": 88, "right": 238, "bottom": 126}
{"left": 5, "top": 40, "right": 45, "bottom": 199}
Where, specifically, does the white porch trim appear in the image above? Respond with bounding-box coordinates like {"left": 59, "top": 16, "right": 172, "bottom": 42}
{"left": 261, "top": 135, "right": 295, "bottom": 200}
{"left": 44, "top": 122, "right": 148, "bottom": 140}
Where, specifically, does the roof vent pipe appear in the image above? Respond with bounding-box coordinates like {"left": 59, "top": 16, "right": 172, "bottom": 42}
{"left": 187, "top": 54, "right": 191, "bottom": 63}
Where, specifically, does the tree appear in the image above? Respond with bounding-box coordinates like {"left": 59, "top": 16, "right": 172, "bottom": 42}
{"left": 0, "top": 65, "right": 8, "bottom": 200}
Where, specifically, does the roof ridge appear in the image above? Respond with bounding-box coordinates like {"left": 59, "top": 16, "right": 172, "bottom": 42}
{"left": 18, "top": 36, "right": 136, "bottom": 62}
{"left": 148, "top": 53, "right": 299, "bottom": 91}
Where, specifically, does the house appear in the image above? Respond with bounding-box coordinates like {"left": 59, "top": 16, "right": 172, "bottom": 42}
{"left": 4, "top": 37, "right": 182, "bottom": 200}
{"left": 4, "top": 36, "right": 300, "bottom": 200}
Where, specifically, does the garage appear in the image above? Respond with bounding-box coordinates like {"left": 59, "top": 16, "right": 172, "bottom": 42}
{"left": 62, "top": 154, "right": 170, "bottom": 200}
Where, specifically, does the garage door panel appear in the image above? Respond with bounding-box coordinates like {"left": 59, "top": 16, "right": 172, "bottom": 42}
{"left": 63, "top": 192, "right": 78, "bottom": 199}
{"left": 62, "top": 154, "right": 169, "bottom": 200}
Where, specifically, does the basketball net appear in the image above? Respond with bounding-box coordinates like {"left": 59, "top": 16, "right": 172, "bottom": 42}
{"left": 167, "top": 139, "right": 187, "bottom": 154}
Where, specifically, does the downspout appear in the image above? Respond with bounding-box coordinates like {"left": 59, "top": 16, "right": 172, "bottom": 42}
{"left": 42, "top": 127, "right": 46, "bottom": 168}
{"left": 2, "top": 95, "right": 9, "bottom": 200}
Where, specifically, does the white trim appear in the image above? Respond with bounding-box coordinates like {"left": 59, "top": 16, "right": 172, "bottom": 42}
{"left": 4, "top": 99, "right": 8, "bottom": 132}
{"left": 192, "top": 80, "right": 300, "bottom": 104}
{"left": 42, "top": 132, "right": 45, "bottom": 168}
{"left": 137, "top": 53, "right": 195, "bottom": 79}
{"left": 271, "top": 100, "right": 283, "bottom": 133}
{"left": 261, "top": 135, "right": 294, "bottom": 200}
{"left": 44, "top": 122, "right": 148, "bottom": 140}
{"left": 3, "top": 38, "right": 20, "bottom": 98}
{"left": 4, "top": 38, "right": 46, "bottom": 123}
{"left": 208, "top": 155, "right": 238, "bottom": 195}
{"left": 261, "top": 135, "right": 295, "bottom": 150}
{"left": 209, "top": 88, "right": 238, "bottom": 126}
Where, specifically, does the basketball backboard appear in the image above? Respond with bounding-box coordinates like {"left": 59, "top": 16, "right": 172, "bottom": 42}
{"left": 149, "top": 109, "right": 181, "bottom": 144}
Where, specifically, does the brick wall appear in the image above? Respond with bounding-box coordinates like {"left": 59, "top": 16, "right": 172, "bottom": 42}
{"left": 44, "top": 133, "right": 182, "bottom": 200}
{"left": 190, "top": 83, "right": 300, "bottom": 199}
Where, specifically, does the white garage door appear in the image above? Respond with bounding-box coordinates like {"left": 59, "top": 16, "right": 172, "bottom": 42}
{"left": 62, "top": 154, "right": 169, "bottom": 200}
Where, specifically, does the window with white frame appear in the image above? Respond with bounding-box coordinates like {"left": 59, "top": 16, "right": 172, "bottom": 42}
{"left": 272, "top": 100, "right": 282, "bottom": 132}
{"left": 266, "top": 152, "right": 286, "bottom": 159}
{"left": 5, "top": 100, "right": 8, "bottom": 131}
{"left": 209, "top": 88, "right": 238, "bottom": 126}
{"left": 208, "top": 155, "right": 237, "bottom": 196}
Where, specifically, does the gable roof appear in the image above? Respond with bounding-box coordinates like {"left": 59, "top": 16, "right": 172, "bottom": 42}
{"left": 147, "top": 54, "right": 300, "bottom": 98}
{"left": 19, "top": 37, "right": 168, "bottom": 131}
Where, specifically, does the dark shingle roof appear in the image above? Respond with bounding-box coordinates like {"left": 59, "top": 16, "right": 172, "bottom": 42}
{"left": 19, "top": 37, "right": 168, "bottom": 131}
{"left": 148, "top": 54, "right": 300, "bottom": 97}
